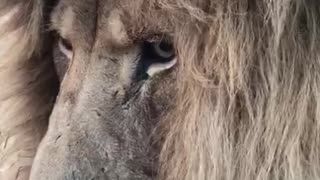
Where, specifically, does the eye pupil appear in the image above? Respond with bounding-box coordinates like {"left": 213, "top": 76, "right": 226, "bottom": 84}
{"left": 153, "top": 41, "right": 174, "bottom": 59}
{"left": 158, "top": 42, "right": 173, "bottom": 53}
{"left": 61, "top": 38, "right": 72, "bottom": 51}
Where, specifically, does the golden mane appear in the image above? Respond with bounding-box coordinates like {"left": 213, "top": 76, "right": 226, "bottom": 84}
{"left": 159, "top": 0, "right": 320, "bottom": 179}
{"left": 1, "top": 0, "right": 320, "bottom": 179}
{"left": 0, "top": 1, "right": 57, "bottom": 179}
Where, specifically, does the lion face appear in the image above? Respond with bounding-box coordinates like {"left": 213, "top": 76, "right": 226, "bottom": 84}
{"left": 30, "top": 0, "right": 177, "bottom": 179}
{"left": 3, "top": 0, "right": 320, "bottom": 179}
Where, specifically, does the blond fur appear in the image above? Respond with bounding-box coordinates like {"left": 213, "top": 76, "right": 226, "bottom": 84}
{"left": 1, "top": 0, "right": 320, "bottom": 180}
{"left": 158, "top": 0, "right": 320, "bottom": 180}
{"left": 0, "top": 1, "right": 56, "bottom": 180}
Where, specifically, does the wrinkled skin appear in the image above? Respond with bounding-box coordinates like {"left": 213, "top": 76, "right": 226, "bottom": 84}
{"left": 30, "top": 0, "right": 176, "bottom": 179}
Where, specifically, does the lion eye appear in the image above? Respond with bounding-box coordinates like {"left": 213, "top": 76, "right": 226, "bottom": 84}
{"left": 152, "top": 41, "right": 174, "bottom": 59}
{"left": 140, "top": 40, "right": 176, "bottom": 77}
{"left": 59, "top": 37, "right": 73, "bottom": 59}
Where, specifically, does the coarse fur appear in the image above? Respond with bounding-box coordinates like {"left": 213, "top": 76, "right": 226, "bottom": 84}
{"left": 0, "top": 0, "right": 320, "bottom": 180}
{"left": 0, "top": 0, "right": 57, "bottom": 179}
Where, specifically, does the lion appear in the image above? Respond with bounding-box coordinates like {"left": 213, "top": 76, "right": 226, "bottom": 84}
{"left": 1, "top": 0, "right": 320, "bottom": 179}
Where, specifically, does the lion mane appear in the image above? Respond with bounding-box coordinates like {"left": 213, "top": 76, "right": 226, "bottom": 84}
{"left": 1, "top": 0, "right": 320, "bottom": 180}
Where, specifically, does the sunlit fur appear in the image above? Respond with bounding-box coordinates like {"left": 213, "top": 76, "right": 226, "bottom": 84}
{"left": 1, "top": 0, "right": 320, "bottom": 180}
{"left": 0, "top": 1, "right": 57, "bottom": 179}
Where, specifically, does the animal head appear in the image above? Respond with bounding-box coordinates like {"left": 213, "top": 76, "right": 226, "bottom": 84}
{"left": 1, "top": 0, "right": 320, "bottom": 180}
{"left": 32, "top": 1, "right": 178, "bottom": 179}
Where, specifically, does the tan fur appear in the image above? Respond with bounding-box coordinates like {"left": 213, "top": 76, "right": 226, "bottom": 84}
{"left": 158, "top": 0, "right": 320, "bottom": 180}
{"left": 108, "top": 10, "right": 130, "bottom": 46}
{"left": 1, "top": 0, "right": 320, "bottom": 180}
{"left": 0, "top": 1, "right": 56, "bottom": 180}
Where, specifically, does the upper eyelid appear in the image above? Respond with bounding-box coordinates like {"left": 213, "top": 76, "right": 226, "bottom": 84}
{"left": 134, "top": 34, "right": 173, "bottom": 47}
{"left": 50, "top": 20, "right": 68, "bottom": 41}
{"left": 144, "top": 35, "right": 163, "bottom": 42}
{"left": 52, "top": 26, "right": 71, "bottom": 43}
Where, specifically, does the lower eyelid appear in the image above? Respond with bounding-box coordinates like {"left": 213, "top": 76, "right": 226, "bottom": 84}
{"left": 58, "top": 40, "right": 73, "bottom": 59}
{"left": 147, "top": 58, "right": 177, "bottom": 77}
